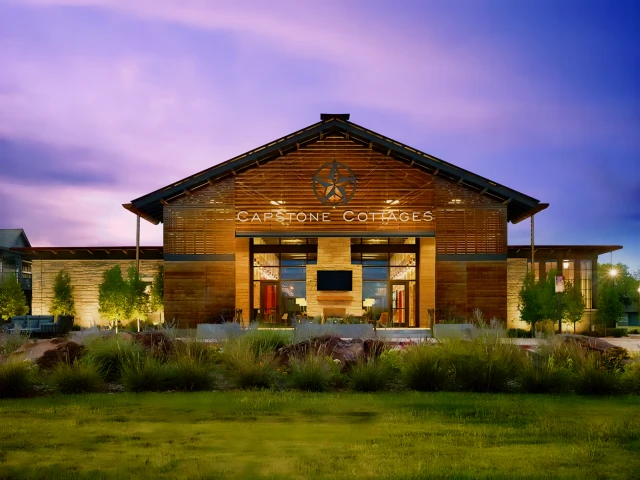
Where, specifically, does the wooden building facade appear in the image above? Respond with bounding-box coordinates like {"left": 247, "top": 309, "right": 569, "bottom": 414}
{"left": 124, "top": 114, "right": 549, "bottom": 328}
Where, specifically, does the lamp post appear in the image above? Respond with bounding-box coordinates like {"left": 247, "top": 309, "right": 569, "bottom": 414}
{"left": 607, "top": 267, "right": 618, "bottom": 336}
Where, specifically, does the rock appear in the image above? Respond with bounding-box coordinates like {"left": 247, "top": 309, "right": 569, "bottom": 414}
{"left": 557, "top": 334, "right": 617, "bottom": 353}
{"left": 10, "top": 338, "right": 85, "bottom": 370}
{"left": 276, "top": 335, "right": 385, "bottom": 370}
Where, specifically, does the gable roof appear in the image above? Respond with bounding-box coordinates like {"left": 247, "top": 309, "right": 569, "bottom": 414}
{"left": 0, "top": 229, "right": 31, "bottom": 248}
{"left": 125, "top": 114, "right": 547, "bottom": 225}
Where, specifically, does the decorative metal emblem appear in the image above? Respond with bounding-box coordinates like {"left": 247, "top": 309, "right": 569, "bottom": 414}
{"left": 312, "top": 161, "right": 357, "bottom": 205}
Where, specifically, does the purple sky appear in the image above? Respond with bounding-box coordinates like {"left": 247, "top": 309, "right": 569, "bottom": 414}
{"left": 1, "top": 0, "right": 638, "bottom": 269}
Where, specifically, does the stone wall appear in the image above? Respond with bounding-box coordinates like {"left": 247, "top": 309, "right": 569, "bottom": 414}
{"left": 506, "top": 258, "right": 595, "bottom": 333}
{"left": 507, "top": 258, "right": 528, "bottom": 329}
{"left": 31, "top": 259, "right": 163, "bottom": 328}
{"left": 306, "top": 238, "right": 364, "bottom": 319}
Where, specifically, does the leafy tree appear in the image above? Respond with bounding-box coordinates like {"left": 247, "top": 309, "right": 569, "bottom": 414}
{"left": 0, "top": 274, "right": 29, "bottom": 320}
{"left": 562, "top": 279, "right": 585, "bottom": 333}
{"left": 596, "top": 262, "right": 639, "bottom": 329}
{"left": 50, "top": 269, "right": 76, "bottom": 317}
{"left": 98, "top": 265, "right": 131, "bottom": 326}
{"left": 518, "top": 270, "right": 557, "bottom": 331}
{"left": 127, "top": 266, "right": 149, "bottom": 331}
{"left": 149, "top": 265, "right": 164, "bottom": 313}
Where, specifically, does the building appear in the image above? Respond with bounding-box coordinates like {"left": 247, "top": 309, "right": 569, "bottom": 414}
{"left": 0, "top": 229, "right": 32, "bottom": 311}
{"left": 12, "top": 114, "right": 621, "bottom": 330}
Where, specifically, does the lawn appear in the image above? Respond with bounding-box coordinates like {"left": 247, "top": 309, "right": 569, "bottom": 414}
{"left": 0, "top": 392, "right": 639, "bottom": 479}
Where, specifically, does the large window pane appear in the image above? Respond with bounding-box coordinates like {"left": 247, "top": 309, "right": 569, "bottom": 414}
{"left": 580, "top": 260, "right": 592, "bottom": 309}
{"left": 281, "top": 267, "right": 305, "bottom": 280}
{"left": 363, "top": 267, "right": 388, "bottom": 280}
{"left": 363, "top": 281, "right": 388, "bottom": 320}
{"left": 562, "top": 260, "right": 575, "bottom": 283}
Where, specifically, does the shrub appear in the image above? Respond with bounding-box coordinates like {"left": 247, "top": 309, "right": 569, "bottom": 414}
{"left": 243, "top": 329, "right": 292, "bottom": 357}
{"left": 0, "top": 362, "right": 37, "bottom": 398}
{"left": 173, "top": 339, "right": 221, "bottom": 365}
{"left": 535, "top": 338, "right": 589, "bottom": 372}
{"left": 166, "top": 359, "right": 214, "bottom": 391}
{"left": 621, "top": 362, "right": 640, "bottom": 394}
{"left": 601, "top": 346, "right": 630, "bottom": 372}
{"left": 445, "top": 338, "right": 526, "bottom": 393}
{"left": 83, "top": 336, "right": 146, "bottom": 381}
{"left": 535, "top": 320, "right": 556, "bottom": 338}
{"left": 507, "top": 328, "right": 532, "bottom": 338}
{"left": 519, "top": 356, "right": 573, "bottom": 394}
{"left": 288, "top": 355, "right": 333, "bottom": 392}
{"left": 402, "top": 344, "right": 451, "bottom": 392}
{"left": 610, "top": 328, "right": 628, "bottom": 338}
{"left": 121, "top": 356, "right": 170, "bottom": 392}
{"left": 574, "top": 356, "right": 622, "bottom": 395}
{"left": 349, "top": 359, "right": 391, "bottom": 392}
{"left": 223, "top": 340, "right": 276, "bottom": 389}
{"left": 0, "top": 328, "right": 30, "bottom": 355}
{"left": 49, "top": 361, "right": 104, "bottom": 394}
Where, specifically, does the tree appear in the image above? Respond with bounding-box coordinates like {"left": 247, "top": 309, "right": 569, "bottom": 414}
{"left": 127, "top": 266, "right": 149, "bottom": 331}
{"left": 50, "top": 269, "right": 76, "bottom": 317}
{"left": 518, "top": 270, "right": 556, "bottom": 331}
{"left": 0, "top": 274, "right": 29, "bottom": 320}
{"left": 562, "top": 279, "right": 585, "bottom": 333}
{"left": 98, "top": 265, "right": 131, "bottom": 328}
{"left": 596, "top": 262, "right": 639, "bottom": 329}
{"left": 149, "top": 265, "right": 164, "bottom": 318}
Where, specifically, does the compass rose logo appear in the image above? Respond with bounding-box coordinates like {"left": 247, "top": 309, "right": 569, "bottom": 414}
{"left": 312, "top": 161, "right": 357, "bottom": 205}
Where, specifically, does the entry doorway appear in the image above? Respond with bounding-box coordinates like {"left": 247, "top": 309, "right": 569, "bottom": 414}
{"left": 261, "top": 282, "right": 278, "bottom": 323}
{"left": 391, "top": 282, "right": 409, "bottom": 327}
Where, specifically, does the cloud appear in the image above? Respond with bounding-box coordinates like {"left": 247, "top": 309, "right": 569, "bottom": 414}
{"left": 0, "top": 137, "right": 119, "bottom": 186}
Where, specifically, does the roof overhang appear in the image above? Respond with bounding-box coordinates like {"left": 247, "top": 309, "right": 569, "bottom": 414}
{"left": 126, "top": 116, "right": 547, "bottom": 225}
{"left": 508, "top": 245, "right": 623, "bottom": 257}
{"left": 13, "top": 246, "right": 164, "bottom": 261}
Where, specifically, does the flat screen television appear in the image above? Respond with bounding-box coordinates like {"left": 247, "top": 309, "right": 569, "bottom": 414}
{"left": 317, "top": 270, "right": 352, "bottom": 291}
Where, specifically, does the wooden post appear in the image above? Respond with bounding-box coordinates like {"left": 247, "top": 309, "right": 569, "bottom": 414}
{"left": 531, "top": 214, "right": 535, "bottom": 276}
{"left": 136, "top": 215, "right": 140, "bottom": 333}
{"left": 136, "top": 215, "right": 140, "bottom": 273}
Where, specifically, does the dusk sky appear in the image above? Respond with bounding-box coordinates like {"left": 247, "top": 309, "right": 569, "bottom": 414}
{"left": 1, "top": 0, "right": 638, "bottom": 269}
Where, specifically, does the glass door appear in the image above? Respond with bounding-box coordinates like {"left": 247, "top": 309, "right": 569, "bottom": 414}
{"left": 261, "top": 282, "right": 279, "bottom": 323}
{"left": 391, "top": 282, "right": 408, "bottom": 327}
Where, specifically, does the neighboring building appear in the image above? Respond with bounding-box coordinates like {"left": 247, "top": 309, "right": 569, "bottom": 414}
{"left": 18, "top": 247, "right": 163, "bottom": 327}
{"left": 9, "top": 115, "right": 624, "bottom": 330}
{"left": 0, "top": 229, "right": 32, "bottom": 312}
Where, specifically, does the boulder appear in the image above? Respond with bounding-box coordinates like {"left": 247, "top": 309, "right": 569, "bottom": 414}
{"left": 276, "top": 335, "right": 385, "bottom": 370}
{"left": 10, "top": 338, "right": 85, "bottom": 370}
{"left": 557, "top": 334, "right": 617, "bottom": 353}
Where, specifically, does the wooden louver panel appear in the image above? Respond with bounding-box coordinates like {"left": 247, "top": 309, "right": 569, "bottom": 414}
{"left": 164, "top": 178, "right": 235, "bottom": 255}
{"left": 435, "top": 207, "right": 507, "bottom": 255}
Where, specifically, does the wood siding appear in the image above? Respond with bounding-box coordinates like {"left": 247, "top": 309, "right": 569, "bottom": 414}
{"left": 164, "top": 177, "right": 235, "bottom": 255}
{"left": 235, "top": 134, "right": 437, "bottom": 234}
{"left": 164, "top": 260, "right": 235, "bottom": 328}
{"left": 436, "top": 260, "right": 507, "bottom": 323}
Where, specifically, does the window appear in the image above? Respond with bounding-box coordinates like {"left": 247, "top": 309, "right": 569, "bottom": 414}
{"left": 545, "top": 261, "right": 557, "bottom": 276}
{"left": 580, "top": 260, "right": 592, "bottom": 309}
{"left": 562, "top": 260, "right": 575, "bottom": 283}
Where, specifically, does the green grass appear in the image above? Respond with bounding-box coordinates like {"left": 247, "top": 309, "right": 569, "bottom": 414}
{"left": 0, "top": 392, "right": 639, "bottom": 479}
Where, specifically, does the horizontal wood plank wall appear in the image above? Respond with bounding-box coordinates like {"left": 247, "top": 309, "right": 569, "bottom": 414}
{"left": 30, "top": 259, "right": 163, "bottom": 328}
{"left": 235, "top": 134, "right": 437, "bottom": 234}
{"left": 436, "top": 262, "right": 467, "bottom": 322}
{"left": 419, "top": 238, "right": 436, "bottom": 327}
{"left": 164, "top": 261, "right": 235, "bottom": 328}
{"left": 164, "top": 177, "right": 235, "bottom": 255}
{"left": 436, "top": 260, "right": 507, "bottom": 323}
{"left": 465, "top": 261, "right": 507, "bottom": 321}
